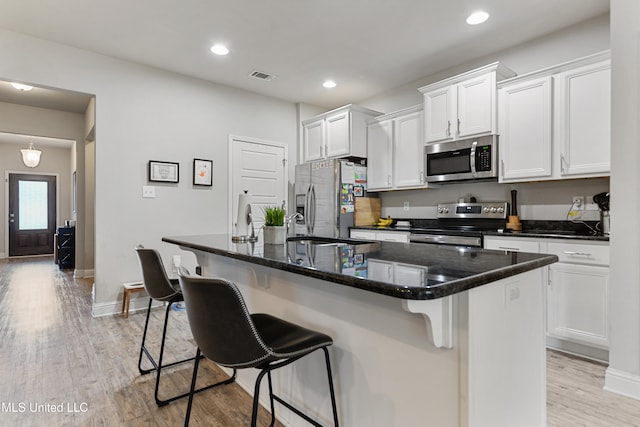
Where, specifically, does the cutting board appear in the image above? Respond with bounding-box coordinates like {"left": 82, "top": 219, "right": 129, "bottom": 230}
{"left": 355, "top": 198, "right": 381, "bottom": 226}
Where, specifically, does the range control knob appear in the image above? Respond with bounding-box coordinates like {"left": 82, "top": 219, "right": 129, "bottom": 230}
{"left": 483, "top": 207, "right": 490, "bottom": 213}
{"left": 497, "top": 207, "right": 505, "bottom": 213}
{"left": 490, "top": 207, "right": 498, "bottom": 213}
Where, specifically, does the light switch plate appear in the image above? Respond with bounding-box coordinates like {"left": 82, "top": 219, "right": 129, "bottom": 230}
{"left": 142, "top": 186, "right": 156, "bottom": 198}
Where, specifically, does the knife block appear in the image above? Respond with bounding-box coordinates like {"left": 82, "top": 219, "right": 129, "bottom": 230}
{"left": 506, "top": 215, "right": 522, "bottom": 231}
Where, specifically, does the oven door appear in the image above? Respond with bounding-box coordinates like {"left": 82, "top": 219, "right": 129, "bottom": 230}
{"left": 409, "top": 233, "right": 482, "bottom": 247}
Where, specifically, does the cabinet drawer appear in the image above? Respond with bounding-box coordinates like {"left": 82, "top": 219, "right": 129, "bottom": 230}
{"left": 546, "top": 242, "right": 609, "bottom": 266}
{"left": 484, "top": 238, "right": 540, "bottom": 253}
{"left": 375, "top": 231, "right": 410, "bottom": 243}
{"left": 350, "top": 230, "right": 376, "bottom": 240}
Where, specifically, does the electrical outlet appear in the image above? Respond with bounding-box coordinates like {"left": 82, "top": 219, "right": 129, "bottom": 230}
{"left": 172, "top": 255, "right": 181, "bottom": 273}
{"left": 572, "top": 196, "right": 584, "bottom": 209}
{"left": 142, "top": 186, "right": 156, "bottom": 198}
{"left": 403, "top": 202, "right": 410, "bottom": 211}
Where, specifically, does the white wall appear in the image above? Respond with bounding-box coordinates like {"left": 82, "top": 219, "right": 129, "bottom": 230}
{"left": 0, "top": 29, "right": 298, "bottom": 313}
{"left": 356, "top": 13, "right": 611, "bottom": 221}
{"left": 606, "top": 0, "right": 640, "bottom": 399}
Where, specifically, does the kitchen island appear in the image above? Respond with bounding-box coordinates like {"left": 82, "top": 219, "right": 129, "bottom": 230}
{"left": 163, "top": 234, "right": 557, "bottom": 427}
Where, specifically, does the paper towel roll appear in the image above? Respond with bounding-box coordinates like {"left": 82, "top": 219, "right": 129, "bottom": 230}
{"left": 235, "top": 191, "right": 251, "bottom": 236}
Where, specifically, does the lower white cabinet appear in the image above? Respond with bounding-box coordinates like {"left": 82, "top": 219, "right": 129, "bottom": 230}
{"left": 350, "top": 229, "right": 410, "bottom": 243}
{"left": 547, "top": 263, "right": 609, "bottom": 349}
{"left": 484, "top": 236, "right": 610, "bottom": 357}
{"left": 368, "top": 259, "right": 424, "bottom": 287}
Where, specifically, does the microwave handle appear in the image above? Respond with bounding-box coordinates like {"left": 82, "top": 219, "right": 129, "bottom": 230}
{"left": 470, "top": 140, "right": 477, "bottom": 176}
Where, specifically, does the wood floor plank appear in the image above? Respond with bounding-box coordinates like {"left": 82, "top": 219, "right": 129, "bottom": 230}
{"left": 2, "top": 256, "right": 640, "bottom": 426}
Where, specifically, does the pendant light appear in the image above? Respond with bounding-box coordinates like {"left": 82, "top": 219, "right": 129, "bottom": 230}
{"left": 21, "top": 139, "right": 42, "bottom": 168}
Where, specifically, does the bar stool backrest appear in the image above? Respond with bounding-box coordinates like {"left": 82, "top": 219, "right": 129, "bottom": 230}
{"left": 177, "top": 268, "right": 273, "bottom": 368}
{"left": 135, "top": 247, "right": 181, "bottom": 302}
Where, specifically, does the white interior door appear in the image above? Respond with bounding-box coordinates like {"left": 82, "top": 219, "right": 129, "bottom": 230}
{"left": 229, "top": 136, "right": 288, "bottom": 234}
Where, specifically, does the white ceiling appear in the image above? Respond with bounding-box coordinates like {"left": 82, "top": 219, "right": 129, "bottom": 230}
{"left": 0, "top": 0, "right": 609, "bottom": 111}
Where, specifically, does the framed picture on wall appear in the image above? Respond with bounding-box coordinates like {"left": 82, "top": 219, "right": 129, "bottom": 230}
{"left": 148, "top": 160, "right": 179, "bottom": 183}
{"left": 193, "top": 158, "right": 213, "bottom": 186}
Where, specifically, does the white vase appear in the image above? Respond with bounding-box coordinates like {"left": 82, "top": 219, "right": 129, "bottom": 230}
{"left": 263, "top": 225, "right": 286, "bottom": 244}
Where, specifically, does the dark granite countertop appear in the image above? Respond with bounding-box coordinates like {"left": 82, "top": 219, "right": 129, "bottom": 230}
{"left": 352, "top": 219, "right": 609, "bottom": 242}
{"left": 162, "top": 234, "right": 558, "bottom": 301}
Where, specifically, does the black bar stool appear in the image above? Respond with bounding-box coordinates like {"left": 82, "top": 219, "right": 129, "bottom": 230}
{"left": 135, "top": 247, "right": 236, "bottom": 406}
{"left": 177, "top": 267, "right": 339, "bottom": 427}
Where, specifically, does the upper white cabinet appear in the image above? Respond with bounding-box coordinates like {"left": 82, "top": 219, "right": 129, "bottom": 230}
{"left": 498, "top": 51, "right": 611, "bottom": 183}
{"left": 302, "top": 104, "right": 382, "bottom": 162}
{"left": 419, "top": 62, "right": 516, "bottom": 143}
{"left": 367, "top": 105, "right": 432, "bottom": 191}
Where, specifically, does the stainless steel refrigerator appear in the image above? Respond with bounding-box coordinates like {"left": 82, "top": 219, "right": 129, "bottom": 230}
{"left": 294, "top": 159, "right": 367, "bottom": 238}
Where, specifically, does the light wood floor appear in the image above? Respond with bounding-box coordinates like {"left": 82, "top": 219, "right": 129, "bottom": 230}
{"left": 1, "top": 256, "right": 640, "bottom": 426}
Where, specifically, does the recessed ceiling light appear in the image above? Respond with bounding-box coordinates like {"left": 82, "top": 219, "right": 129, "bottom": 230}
{"left": 323, "top": 80, "right": 337, "bottom": 89}
{"left": 11, "top": 82, "right": 33, "bottom": 91}
{"left": 210, "top": 44, "right": 229, "bottom": 55}
{"left": 466, "top": 11, "right": 490, "bottom": 25}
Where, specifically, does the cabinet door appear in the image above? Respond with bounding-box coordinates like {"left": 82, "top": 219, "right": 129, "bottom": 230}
{"left": 547, "top": 263, "right": 609, "bottom": 348}
{"left": 303, "top": 119, "right": 325, "bottom": 162}
{"left": 498, "top": 76, "right": 553, "bottom": 182}
{"left": 367, "top": 120, "right": 393, "bottom": 190}
{"left": 555, "top": 60, "right": 611, "bottom": 177}
{"left": 325, "top": 111, "right": 350, "bottom": 158}
{"left": 394, "top": 263, "right": 424, "bottom": 287}
{"left": 367, "top": 259, "right": 394, "bottom": 283}
{"left": 424, "top": 86, "right": 455, "bottom": 143}
{"left": 457, "top": 72, "right": 494, "bottom": 138}
{"left": 393, "top": 111, "right": 424, "bottom": 188}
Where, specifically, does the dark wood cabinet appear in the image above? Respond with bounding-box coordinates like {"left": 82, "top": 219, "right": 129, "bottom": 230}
{"left": 57, "top": 226, "right": 75, "bottom": 270}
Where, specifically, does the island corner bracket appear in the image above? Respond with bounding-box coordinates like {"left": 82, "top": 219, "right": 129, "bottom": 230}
{"left": 401, "top": 296, "right": 453, "bottom": 349}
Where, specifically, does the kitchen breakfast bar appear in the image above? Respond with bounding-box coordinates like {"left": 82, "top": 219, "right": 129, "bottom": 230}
{"left": 163, "top": 234, "right": 558, "bottom": 427}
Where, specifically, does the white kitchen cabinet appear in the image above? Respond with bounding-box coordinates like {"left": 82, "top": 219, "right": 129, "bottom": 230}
{"left": 545, "top": 240, "right": 609, "bottom": 350}
{"left": 367, "top": 105, "right": 430, "bottom": 191}
{"left": 498, "top": 51, "right": 610, "bottom": 183}
{"left": 350, "top": 229, "right": 410, "bottom": 243}
{"left": 547, "top": 263, "right": 609, "bottom": 349}
{"left": 302, "top": 104, "right": 382, "bottom": 162}
{"left": 484, "top": 235, "right": 610, "bottom": 359}
{"left": 555, "top": 59, "right": 611, "bottom": 177}
{"left": 419, "top": 62, "right": 515, "bottom": 143}
{"left": 498, "top": 76, "right": 553, "bottom": 181}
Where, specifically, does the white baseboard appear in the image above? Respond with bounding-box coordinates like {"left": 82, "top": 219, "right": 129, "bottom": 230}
{"left": 91, "top": 295, "right": 163, "bottom": 318}
{"left": 74, "top": 269, "right": 95, "bottom": 278}
{"left": 604, "top": 367, "right": 640, "bottom": 400}
{"left": 0, "top": 252, "right": 5, "bottom": 259}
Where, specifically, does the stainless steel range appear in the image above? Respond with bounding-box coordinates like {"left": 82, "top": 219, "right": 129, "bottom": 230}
{"left": 408, "top": 202, "right": 509, "bottom": 247}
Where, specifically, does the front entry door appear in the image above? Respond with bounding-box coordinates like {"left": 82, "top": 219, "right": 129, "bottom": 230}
{"left": 8, "top": 173, "right": 57, "bottom": 256}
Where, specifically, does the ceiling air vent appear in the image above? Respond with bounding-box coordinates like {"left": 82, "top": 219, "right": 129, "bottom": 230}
{"left": 249, "top": 70, "right": 276, "bottom": 81}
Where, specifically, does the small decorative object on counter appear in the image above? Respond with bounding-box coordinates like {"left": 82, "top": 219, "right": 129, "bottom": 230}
{"left": 506, "top": 190, "right": 522, "bottom": 231}
{"left": 263, "top": 205, "right": 286, "bottom": 244}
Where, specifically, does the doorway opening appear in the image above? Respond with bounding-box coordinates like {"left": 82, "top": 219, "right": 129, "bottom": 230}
{"left": 8, "top": 173, "right": 57, "bottom": 257}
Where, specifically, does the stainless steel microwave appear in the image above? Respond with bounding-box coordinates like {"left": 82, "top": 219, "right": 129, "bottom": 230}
{"left": 424, "top": 135, "right": 498, "bottom": 183}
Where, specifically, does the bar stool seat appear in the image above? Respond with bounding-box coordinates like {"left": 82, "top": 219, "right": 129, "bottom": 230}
{"left": 135, "top": 246, "right": 235, "bottom": 407}
{"left": 178, "top": 268, "right": 339, "bottom": 427}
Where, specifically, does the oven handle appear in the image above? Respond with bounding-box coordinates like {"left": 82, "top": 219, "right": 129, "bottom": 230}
{"left": 409, "top": 234, "right": 482, "bottom": 247}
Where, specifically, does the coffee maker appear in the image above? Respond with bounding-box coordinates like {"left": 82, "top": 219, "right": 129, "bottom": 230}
{"left": 593, "top": 192, "right": 610, "bottom": 235}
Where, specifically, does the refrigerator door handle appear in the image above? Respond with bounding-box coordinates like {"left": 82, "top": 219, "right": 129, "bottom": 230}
{"left": 305, "top": 185, "right": 312, "bottom": 235}
{"left": 310, "top": 184, "right": 317, "bottom": 235}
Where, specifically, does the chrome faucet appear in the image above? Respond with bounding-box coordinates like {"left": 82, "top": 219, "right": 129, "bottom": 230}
{"left": 285, "top": 212, "right": 303, "bottom": 236}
